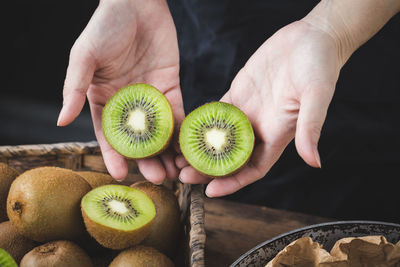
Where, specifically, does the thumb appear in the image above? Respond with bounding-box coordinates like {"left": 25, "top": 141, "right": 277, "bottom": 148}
{"left": 57, "top": 42, "right": 95, "bottom": 126}
{"left": 295, "top": 82, "right": 335, "bottom": 168}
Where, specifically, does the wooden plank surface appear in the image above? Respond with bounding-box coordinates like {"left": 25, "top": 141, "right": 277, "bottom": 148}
{"left": 204, "top": 198, "right": 332, "bottom": 267}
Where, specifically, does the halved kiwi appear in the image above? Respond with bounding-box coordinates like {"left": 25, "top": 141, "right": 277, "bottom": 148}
{"left": 81, "top": 185, "right": 156, "bottom": 250}
{"left": 0, "top": 249, "right": 17, "bottom": 267}
{"left": 102, "top": 83, "right": 174, "bottom": 159}
{"left": 179, "top": 102, "right": 255, "bottom": 177}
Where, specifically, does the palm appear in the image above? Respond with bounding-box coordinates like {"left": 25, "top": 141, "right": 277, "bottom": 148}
{"left": 60, "top": 0, "right": 184, "bottom": 182}
{"left": 179, "top": 21, "right": 342, "bottom": 196}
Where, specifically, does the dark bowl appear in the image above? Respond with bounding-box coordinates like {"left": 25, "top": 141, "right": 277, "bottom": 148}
{"left": 230, "top": 220, "right": 400, "bottom": 267}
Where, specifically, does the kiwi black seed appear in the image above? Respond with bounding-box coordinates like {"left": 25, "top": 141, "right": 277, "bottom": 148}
{"left": 0, "top": 249, "right": 17, "bottom": 267}
{"left": 102, "top": 83, "right": 174, "bottom": 159}
{"left": 179, "top": 101, "right": 255, "bottom": 177}
{"left": 81, "top": 185, "right": 156, "bottom": 250}
{"left": 20, "top": 241, "right": 93, "bottom": 267}
{"left": 0, "top": 163, "right": 19, "bottom": 222}
{"left": 0, "top": 221, "right": 37, "bottom": 264}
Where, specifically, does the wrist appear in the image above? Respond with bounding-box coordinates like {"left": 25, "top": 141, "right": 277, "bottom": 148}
{"left": 302, "top": 0, "right": 400, "bottom": 67}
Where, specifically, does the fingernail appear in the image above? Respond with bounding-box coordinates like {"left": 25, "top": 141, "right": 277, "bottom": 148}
{"left": 205, "top": 188, "right": 214, "bottom": 198}
{"left": 178, "top": 176, "right": 184, "bottom": 184}
{"left": 57, "top": 107, "right": 64, "bottom": 126}
{"left": 314, "top": 147, "right": 322, "bottom": 168}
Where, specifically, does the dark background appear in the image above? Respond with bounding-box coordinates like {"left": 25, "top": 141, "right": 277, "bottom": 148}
{"left": 2, "top": 1, "right": 400, "bottom": 222}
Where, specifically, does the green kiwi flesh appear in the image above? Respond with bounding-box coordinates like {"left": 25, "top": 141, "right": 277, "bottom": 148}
{"left": 179, "top": 102, "right": 255, "bottom": 177}
{"left": 0, "top": 221, "right": 37, "bottom": 264}
{"left": 0, "top": 163, "right": 19, "bottom": 222}
{"left": 102, "top": 83, "right": 174, "bottom": 159}
{"left": 20, "top": 241, "right": 93, "bottom": 267}
{"left": 0, "top": 249, "right": 17, "bottom": 267}
{"left": 81, "top": 185, "right": 156, "bottom": 250}
{"left": 6, "top": 167, "right": 91, "bottom": 242}
{"left": 131, "top": 181, "right": 180, "bottom": 258}
{"left": 109, "top": 246, "right": 174, "bottom": 267}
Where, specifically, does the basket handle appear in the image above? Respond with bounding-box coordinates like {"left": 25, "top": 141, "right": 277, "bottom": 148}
{"left": 0, "top": 141, "right": 100, "bottom": 158}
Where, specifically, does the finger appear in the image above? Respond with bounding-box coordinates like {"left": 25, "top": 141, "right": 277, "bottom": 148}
{"left": 295, "top": 82, "right": 335, "bottom": 168}
{"left": 90, "top": 102, "right": 128, "bottom": 181}
{"left": 179, "top": 166, "right": 212, "bottom": 184}
{"left": 58, "top": 42, "right": 95, "bottom": 126}
{"left": 137, "top": 158, "right": 166, "bottom": 185}
{"left": 163, "top": 87, "right": 185, "bottom": 153}
{"left": 159, "top": 150, "right": 179, "bottom": 180}
{"left": 175, "top": 155, "right": 189, "bottom": 169}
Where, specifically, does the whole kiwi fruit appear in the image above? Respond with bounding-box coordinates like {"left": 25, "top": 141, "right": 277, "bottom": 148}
{"left": 7, "top": 167, "right": 91, "bottom": 242}
{"left": 131, "top": 181, "right": 180, "bottom": 258}
{"left": 0, "top": 163, "right": 19, "bottom": 222}
{"left": 0, "top": 221, "right": 37, "bottom": 264}
{"left": 81, "top": 184, "right": 156, "bottom": 250}
{"left": 20, "top": 240, "right": 93, "bottom": 267}
{"left": 179, "top": 101, "right": 255, "bottom": 177}
{"left": 109, "top": 246, "right": 174, "bottom": 267}
{"left": 76, "top": 171, "right": 118, "bottom": 189}
{"left": 102, "top": 83, "right": 174, "bottom": 159}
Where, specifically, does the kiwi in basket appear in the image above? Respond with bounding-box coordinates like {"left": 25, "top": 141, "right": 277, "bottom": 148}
{"left": 77, "top": 171, "right": 118, "bottom": 189}
{"left": 81, "top": 184, "right": 156, "bottom": 250}
{"left": 179, "top": 101, "right": 255, "bottom": 177}
{"left": 20, "top": 240, "right": 93, "bottom": 267}
{"left": 109, "top": 246, "right": 174, "bottom": 267}
{"left": 0, "top": 249, "right": 17, "bottom": 267}
{"left": 6, "top": 167, "right": 91, "bottom": 242}
{"left": 0, "top": 221, "right": 37, "bottom": 264}
{"left": 131, "top": 181, "right": 180, "bottom": 258}
{"left": 0, "top": 163, "right": 19, "bottom": 222}
{"left": 102, "top": 83, "right": 174, "bottom": 159}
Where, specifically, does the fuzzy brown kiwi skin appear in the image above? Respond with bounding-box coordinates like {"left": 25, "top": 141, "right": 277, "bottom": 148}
{"left": 76, "top": 171, "right": 119, "bottom": 189}
{"left": 0, "top": 163, "right": 19, "bottom": 222}
{"left": 20, "top": 240, "right": 93, "bottom": 267}
{"left": 109, "top": 246, "right": 174, "bottom": 267}
{"left": 81, "top": 208, "right": 155, "bottom": 250}
{"left": 102, "top": 83, "right": 175, "bottom": 160}
{"left": 0, "top": 221, "right": 37, "bottom": 264}
{"left": 130, "top": 181, "right": 180, "bottom": 258}
{"left": 6, "top": 167, "right": 92, "bottom": 242}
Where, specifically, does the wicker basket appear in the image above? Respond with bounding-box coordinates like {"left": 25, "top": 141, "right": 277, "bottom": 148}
{"left": 0, "top": 141, "right": 205, "bottom": 267}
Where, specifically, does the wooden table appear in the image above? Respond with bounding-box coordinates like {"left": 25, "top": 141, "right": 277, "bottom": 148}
{"left": 204, "top": 198, "right": 331, "bottom": 267}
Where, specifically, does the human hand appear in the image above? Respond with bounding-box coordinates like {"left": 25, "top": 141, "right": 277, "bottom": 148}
{"left": 57, "top": 0, "right": 184, "bottom": 184}
{"left": 178, "top": 20, "right": 344, "bottom": 197}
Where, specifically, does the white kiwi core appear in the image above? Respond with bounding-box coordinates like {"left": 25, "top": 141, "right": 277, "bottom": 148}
{"left": 108, "top": 200, "right": 129, "bottom": 215}
{"left": 205, "top": 128, "right": 227, "bottom": 152}
{"left": 127, "top": 109, "right": 147, "bottom": 131}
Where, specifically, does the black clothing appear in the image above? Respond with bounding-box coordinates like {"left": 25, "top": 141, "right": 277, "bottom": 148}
{"left": 3, "top": 0, "right": 400, "bottom": 222}
{"left": 169, "top": 0, "right": 400, "bottom": 222}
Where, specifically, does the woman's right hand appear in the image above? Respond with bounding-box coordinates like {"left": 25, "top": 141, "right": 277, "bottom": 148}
{"left": 58, "top": 0, "right": 184, "bottom": 184}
